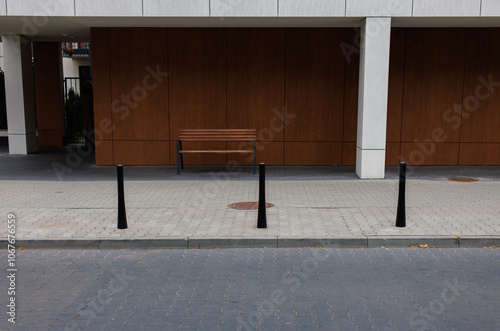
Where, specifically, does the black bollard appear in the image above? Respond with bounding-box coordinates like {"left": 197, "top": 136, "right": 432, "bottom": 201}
{"left": 395, "top": 161, "right": 406, "bottom": 227}
{"left": 257, "top": 163, "right": 267, "bottom": 229}
{"left": 117, "top": 164, "right": 128, "bottom": 229}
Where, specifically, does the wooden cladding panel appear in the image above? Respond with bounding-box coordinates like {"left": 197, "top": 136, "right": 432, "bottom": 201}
{"left": 459, "top": 143, "right": 500, "bottom": 165}
{"left": 284, "top": 142, "right": 342, "bottom": 165}
{"left": 227, "top": 141, "right": 284, "bottom": 165}
{"left": 460, "top": 28, "right": 500, "bottom": 143}
{"left": 33, "top": 42, "right": 63, "bottom": 146}
{"left": 38, "top": 130, "right": 63, "bottom": 147}
{"left": 401, "top": 143, "right": 459, "bottom": 166}
{"left": 386, "top": 143, "right": 401, "bottom": 166}
{"left": 285, "top": 29, "right": 345, "bottom": 142}
{"left": 95, "top": 140, "right": 114, "bottom": 165}
{"left": 342, "top": 142, "right": 356, "bottom": 166}
{"left": 169, "top": 29, "right": 226, "bottom": 140}
{"left": 110, "top": 28, "right": 169, "bottom": 141}
{"left": 113, "top": 141, "right": 169, "bottom": 165}
{"left": 227, "top": 29, "right": 285, "bottom": 142}
{"left": 89, "top": 27, "right": 500, "bottom": 166}
{"left": 386, "top": 29, "right": 406, "bottom": 143}
{"left": 91, "top": 28, "right": 113, "bottom": 141}
{"left": 402, "top": 29, "right": 466, "bottom": 143}
{"left": 342, "top": 29, "right": 360, "bottom": 143}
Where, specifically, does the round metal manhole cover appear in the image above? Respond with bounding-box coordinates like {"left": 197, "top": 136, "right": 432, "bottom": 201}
{"left": 228, "top": 202, "right": 275, "bottom": 210}
{"left": 448, "top": 177, "right": 478, "bottom": 182}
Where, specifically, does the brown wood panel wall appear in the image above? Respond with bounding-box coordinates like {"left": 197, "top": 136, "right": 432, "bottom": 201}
{"left": 285, "top": 28, "right": 345, "bottom": 143}
{"left": 169, "top": 29, "right": 227, "bottom": 137}
{"left": 227, "top": 28, "right": 285, "bottom": 144}
{"left": 33, "top": 42, "right": 64, "bottom": 146}
{"left": 227, "top": 141, "right": 284, "bottom": 166}
{"left": 342, "top": 29, "right": 360, "bottom": 144}
{"left": 402, "top": 29, "right": 467, "bottom": 144}
{"left": 95, "top": 141, "right": 114, "bottom": 165}
{"left": 342, "top": 142, "right": 356, "bottom": 165}
{"left": 460, "top": 29, "right": 500, "bottom": 143}
{"left": 90, "top": 27, "right": 500, "bottom": 167}
{"left": 459, "top": 143, "right": 500, "bottom": 165}
{"left": 285, "top": 142, "right": 342, "bottom": 165}
{"left": 401, "top": 143, "right": 459, "bottom": 166}
{"left": 110, "top": 28, "right": 169, "bottom": 142}
{"left": 114, "top": 141, "right": 169, "bottom": 165}
{"left": 386, "top": 143, "right": 401, "bottom": 165}
{"left": 91, "top": 28, "right": 114, "bottom": 165}
{"left": 386, "top": 29, "right": 406, "bottom": 143}
{"left": 169, "top": 29, "right": 227, "bottom": 165}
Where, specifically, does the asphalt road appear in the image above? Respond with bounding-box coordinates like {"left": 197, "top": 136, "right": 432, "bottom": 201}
{"left": 1, "top": 248, "right": 499, "bottom": 330}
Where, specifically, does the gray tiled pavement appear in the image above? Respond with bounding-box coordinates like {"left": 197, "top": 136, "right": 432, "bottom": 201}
{"left": 1, "top": 248, "right": 499, "bottom": 330}
{"left": 0, "top": 146, "right": 499, "bottom": 247}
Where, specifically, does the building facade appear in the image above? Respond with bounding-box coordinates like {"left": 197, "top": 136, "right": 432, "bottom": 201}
{"left": 1, "top": 0, "right": 499, "bottom": 178}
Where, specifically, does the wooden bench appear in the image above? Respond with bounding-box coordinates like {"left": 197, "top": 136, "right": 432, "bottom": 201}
{"left": 176, "top": 129, "right": 257, "bottom": 174}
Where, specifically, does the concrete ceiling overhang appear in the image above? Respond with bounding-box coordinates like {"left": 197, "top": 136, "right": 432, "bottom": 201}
{"left": 0, "top": 16, "right": 499, "bottom": 42}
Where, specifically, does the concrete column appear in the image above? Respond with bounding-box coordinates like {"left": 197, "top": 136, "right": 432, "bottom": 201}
{"left": 356, "top": 18, "right": 391, "bottom": 179}
{"left": 2, "top": 35, "right": 37, "bottom": 154}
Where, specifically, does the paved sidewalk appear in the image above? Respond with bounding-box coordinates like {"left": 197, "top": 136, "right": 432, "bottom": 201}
{"left": 0, "top": 146, "right": 499, "bottom": 248}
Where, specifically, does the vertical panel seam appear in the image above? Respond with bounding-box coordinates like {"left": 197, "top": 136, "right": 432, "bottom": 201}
{"left": 479, "top": 0, "right": 482, "bottom": 17}
{"left": 283, "top": 29, "right": 287, "bottom": 165}
{"left": 166, "top": 28, "right": 170, "bottom": 163}
{"left": 458, "top": 29, "right": 468, "bottom": 164}
{"left": 225, "top": 28, "right": 228, "bottom": 162}
{"left": 399, "top": 28, "right": 407, "bottom": 159}
{"left": 107, "top": 28, "right": 115, "bottom": 163}
{"left": 74, "top": 0, "right": 76, "bottom": 16}
{"left": 341, "top": 29, "right": 347, "bottom": 165}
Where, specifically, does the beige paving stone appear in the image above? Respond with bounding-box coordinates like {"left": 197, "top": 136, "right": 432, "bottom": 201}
{"left": 0, "top": 179, "right": 498, "bottom": 239}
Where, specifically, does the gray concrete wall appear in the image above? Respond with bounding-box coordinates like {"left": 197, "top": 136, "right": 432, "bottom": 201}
{"left": 0, "top": 0, "right": 496, "bottom": 17}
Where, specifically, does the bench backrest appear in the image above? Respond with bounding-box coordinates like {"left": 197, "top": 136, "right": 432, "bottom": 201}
{"left": 179, "top": 129, "right": 257, "bottom": 141}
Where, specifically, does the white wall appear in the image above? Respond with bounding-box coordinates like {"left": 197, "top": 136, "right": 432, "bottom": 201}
{"left": 481, "top": 0, "right": 500, "bottom": 16}
{"left": 211, "top": 0, "right": 277, "bottom": 17}
{"left": 413, "top": 0, "right": 481, "bottom": 17}
{"left": 143, "top": 0, "right": 209, "bottom": 16}
{"left": 0, "top": 0, "right": 495, "bottom": 17}
{"left": 279, "top": 0, "right": 344, "bottom": 17}
{"left": 75, "top": 0, "right": 142, "bottom": 16}
{"left": 62, "top": 57, "right": 90, "bottom": 78}
{"left": 0, "top": 0, "right": 6, "bottom": 15}
{"left": 346, "top": 0, "right": 412, "bottom": 17}
{"left": 6, "top": 0, "right": 74, "bottom": 16}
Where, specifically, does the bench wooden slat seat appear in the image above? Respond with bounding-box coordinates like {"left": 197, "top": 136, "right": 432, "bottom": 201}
{"left": 180, "top": 150, "right": 253, "bottom": 154}
{"left": 176, "top": 129, "right": 257, "bottom": 174}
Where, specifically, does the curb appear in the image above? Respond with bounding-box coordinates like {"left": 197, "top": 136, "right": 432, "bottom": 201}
{"left": 3, "top": 236, "right": 499, "bottom": 249}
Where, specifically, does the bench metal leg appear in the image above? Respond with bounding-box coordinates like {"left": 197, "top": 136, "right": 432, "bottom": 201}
{"left": 179, "top": 141, "right": 184, "bottom": 169}
{"left": 253, "top": 140, "right": 256, "bottom": 174}
{"left": 176, "top": 140, "right": 180, "bottom": 175}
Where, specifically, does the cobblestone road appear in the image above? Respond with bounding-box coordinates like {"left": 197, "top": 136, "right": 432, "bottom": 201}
{"left": 1, "top": 248, "right": 499, "bottom": 330}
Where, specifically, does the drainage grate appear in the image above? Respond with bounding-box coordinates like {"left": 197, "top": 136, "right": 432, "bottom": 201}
{"left": 448, "top": 177, "right": 478, "bottom": 182}
{"left": 228, "top": 202, "right": 275, "bottom": 210}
